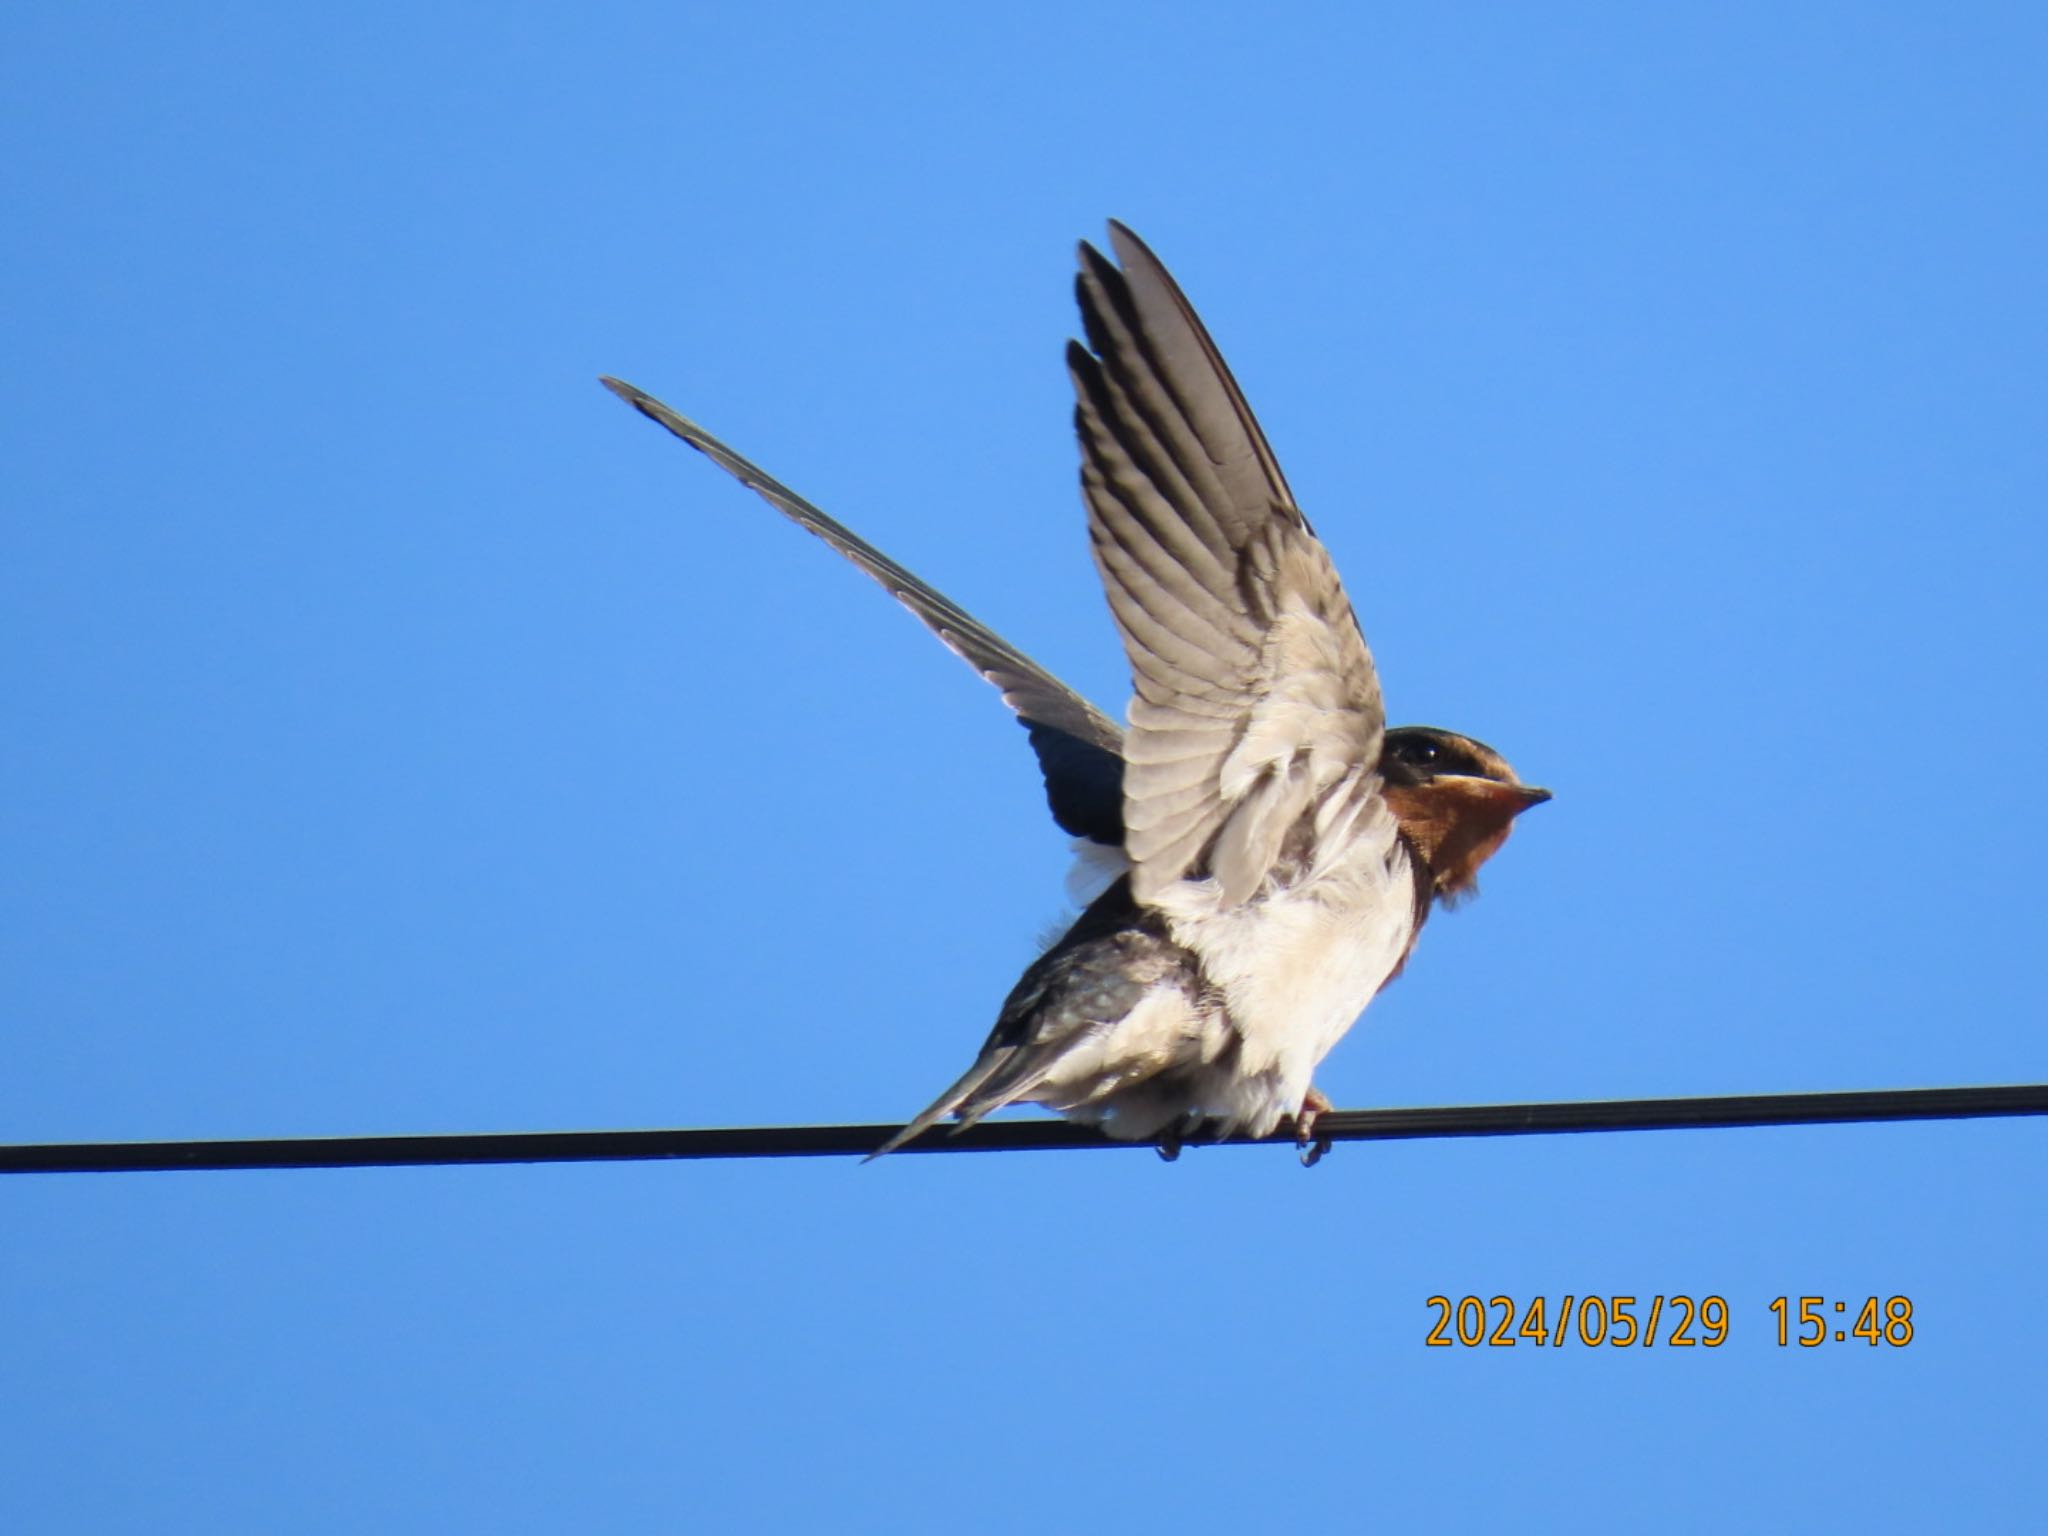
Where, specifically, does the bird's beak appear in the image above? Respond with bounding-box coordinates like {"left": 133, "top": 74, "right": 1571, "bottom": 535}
{"left": 1435, "top": 776, "right": 1553, "bottom": 815}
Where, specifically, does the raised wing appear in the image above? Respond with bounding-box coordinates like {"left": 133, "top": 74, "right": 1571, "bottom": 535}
{"left": 1070, "top": 224, "right": 1386, "bottom": 906}
{"left": 599, "top": 375, "right": 1126, "bottom": 844}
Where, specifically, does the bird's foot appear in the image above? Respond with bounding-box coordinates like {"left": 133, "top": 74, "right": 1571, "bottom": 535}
{"left": 1155, "top": 1111, "right": 1206, "bottom": 1163}
{"left": 1294, "top": 1087, "right": 1335, "bottom": 1168}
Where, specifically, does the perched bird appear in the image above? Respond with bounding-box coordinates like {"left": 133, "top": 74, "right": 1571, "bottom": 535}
{"left": 602, "top": 223, "right": 1549, "bottom": 1160}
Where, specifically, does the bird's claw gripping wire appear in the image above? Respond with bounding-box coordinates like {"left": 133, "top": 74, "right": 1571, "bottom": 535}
{"left": 1295, "top": 1088, "right": 1335, "bottom": 1168}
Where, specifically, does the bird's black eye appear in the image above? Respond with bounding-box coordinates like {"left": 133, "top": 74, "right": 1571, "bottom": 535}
{"left": 1386, "top": 729, "right": 1506, "bottom": 782}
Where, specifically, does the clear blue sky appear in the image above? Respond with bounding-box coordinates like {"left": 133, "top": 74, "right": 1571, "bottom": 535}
{"left": 5, "top": 2, "right": 2045, "bottom": 1529}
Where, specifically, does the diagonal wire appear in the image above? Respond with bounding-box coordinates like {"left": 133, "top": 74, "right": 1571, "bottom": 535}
{"left": 2, "top": 1083, "right": 2045, "bottom": 1176}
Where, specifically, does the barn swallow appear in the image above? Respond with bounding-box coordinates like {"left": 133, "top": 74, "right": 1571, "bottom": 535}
{"left": 601, "top": 222, "right": 1548, "bottom": 1161}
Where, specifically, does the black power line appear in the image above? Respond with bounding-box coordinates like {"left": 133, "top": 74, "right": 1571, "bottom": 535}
{"left": 3, "top": 1083, "right": 2044, "bottom": 1176}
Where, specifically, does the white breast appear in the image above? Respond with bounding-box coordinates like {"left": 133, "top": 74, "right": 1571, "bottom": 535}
{"left": 1151, "top": 797, "right": 1415, "bottom": 1133}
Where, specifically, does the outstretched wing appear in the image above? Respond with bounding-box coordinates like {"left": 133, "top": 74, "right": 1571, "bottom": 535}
{"left": 599, "top": 376, "right": 1126, "bottom": 844}
{"left": 1070, "top": 224, "right": 1387, "bottom": 906}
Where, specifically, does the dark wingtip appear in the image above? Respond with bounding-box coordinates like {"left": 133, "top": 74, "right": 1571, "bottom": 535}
{"left": 1104, "top": 219, "right": 1150, "bottom": 265}
{"left": 598, "top": 375, "right": 660, "bottom": 422}
{"left": 595, "top": 376, "right": 719, "bottom": 463}
{"left": 866, "top": 1115, "right": 945, "bottom": 1162}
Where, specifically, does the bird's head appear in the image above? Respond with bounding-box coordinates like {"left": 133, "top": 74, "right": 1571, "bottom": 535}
{"left": 1379, "top": 726, "right": 1550, "bottom": 902}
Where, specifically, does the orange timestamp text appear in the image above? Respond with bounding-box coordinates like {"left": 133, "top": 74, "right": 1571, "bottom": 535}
{"left": 1424, "top": 1294, "right": 1918, "bottom": 1348}
{"left": 1425, "top": 1294, "right": 1727, "bottom": 1347}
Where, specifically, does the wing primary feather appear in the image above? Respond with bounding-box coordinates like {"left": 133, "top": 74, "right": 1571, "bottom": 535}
{"left": 599, "top": 374, "right": 1128, "bottom": 844}
{"left": 1101, "top": 222, "right": 1300, "bottom": 516}
{"left": 1068, "top": 228, "right": 1386, "bottom": 903}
